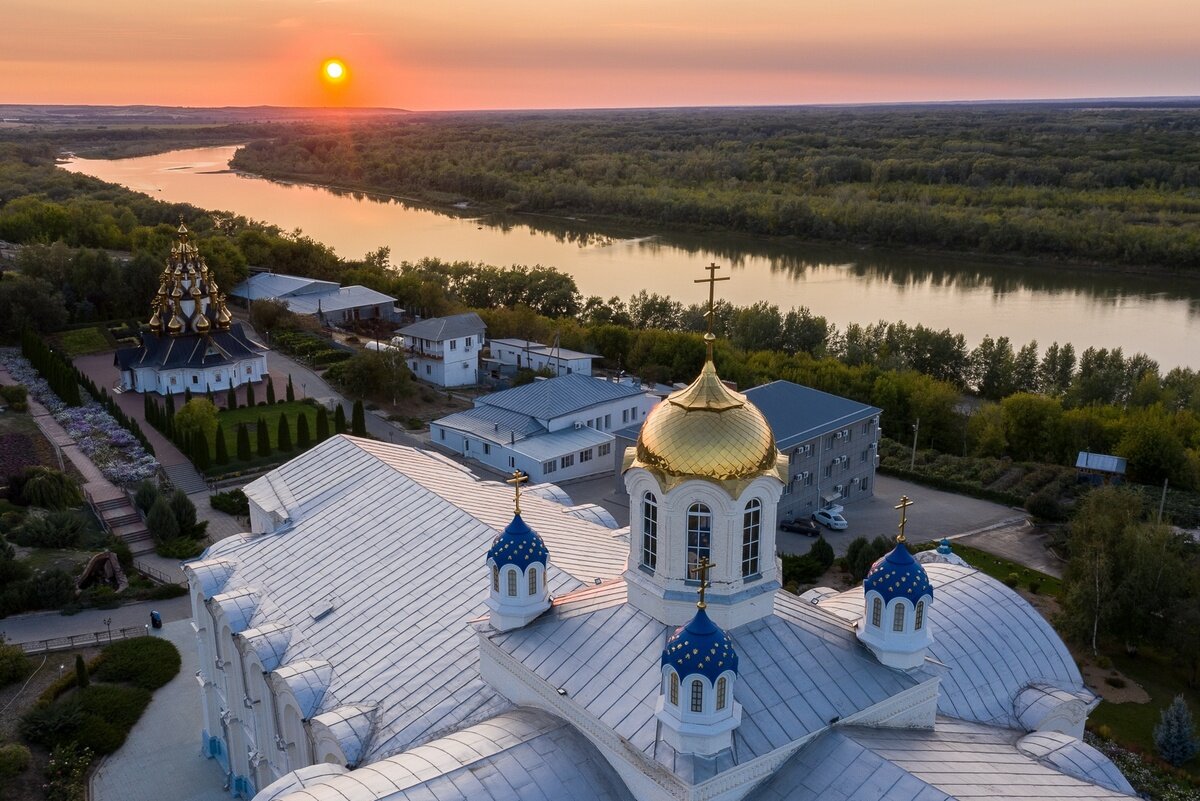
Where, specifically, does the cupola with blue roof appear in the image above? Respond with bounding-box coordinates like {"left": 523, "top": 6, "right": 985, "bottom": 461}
{"left": 655, "top": 557, "right": 742, "bottom": 756}
{"left": 485, "top": 472, "right": 551, "bottom": 632}
{"left": 857, "top": 496, "right": 935, "bottom": 670}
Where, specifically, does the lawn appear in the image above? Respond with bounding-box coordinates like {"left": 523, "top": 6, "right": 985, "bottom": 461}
{"left": 207, "top": 401, "right": 323, "bottom": 475}
{"left": 54, "top": 326, "right": 114, "bottom": 357}
{"left": 911, "top": 540, "right": 1063, "bottom": 596}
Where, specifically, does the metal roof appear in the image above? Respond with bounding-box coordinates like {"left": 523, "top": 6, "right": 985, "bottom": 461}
{"left": 399, "top": 312, "right": 486, "bottom": 342}
{"left": 1075, "top": 452, "right": 1127, "bottom": 474}
{"left": 489, "top": 338, "right": 599, "bottom": 361}
{"left": 743, "top": 381, "right": 881, "bottom": 449}
{"left": 507, "top": 426, "right": 611, "bottom": 461}
{"left": 434, "top": 404, "right": 547, "bottom": 445}
{"left": 283, "top": 286, "right": 397, "bottom": 315}
{"left": 209, "top": 437, "right": 628, "bottom": 763}
{"left": 267, "top": 709, "right": 634, "bottom": 801}
{"left": 751, "top": 718, "right": 1133, "bottom": 800}
{"left": 115, "top": 323, "right": 266, "bottom": 371}
{"left": 475, "top": 374, "right": 645, "bottom": 422}
{"left": 230, "top": 273, "right": 340, "bottom": 301}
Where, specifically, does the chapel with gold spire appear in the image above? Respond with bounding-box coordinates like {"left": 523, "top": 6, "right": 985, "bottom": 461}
{"left": 116, "top": 222, "right": 268, "bottom": 395}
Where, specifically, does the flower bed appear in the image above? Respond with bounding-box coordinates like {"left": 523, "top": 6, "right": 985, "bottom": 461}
{"left": 0, "top": 348, "right": 158, "bottom": 485}
{"left": 1086, "top": 732, "right": 1200, "bottom": 801}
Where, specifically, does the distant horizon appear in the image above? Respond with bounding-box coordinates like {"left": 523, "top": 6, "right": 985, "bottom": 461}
{"left": 3, "top": 1, "right": 1197, "bottom": 110}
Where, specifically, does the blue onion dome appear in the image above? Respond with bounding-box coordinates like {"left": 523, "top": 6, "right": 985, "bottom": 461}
{"left": 936, "top": 538, "right": 953, "bottom": 555}
{"left": 486, "top": 513, "right": 549, "bottom": 570}
{"left": 661, "top": 607, "right": 738, "bottom": 683}
{"left": 865, "top": 540, "right": 933, "bottom": 603}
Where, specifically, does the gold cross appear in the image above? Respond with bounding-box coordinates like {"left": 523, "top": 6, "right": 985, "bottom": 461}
{"left": 692, "top": 556, "right": 716, "bottom": 609}
{"left": 506, "top": 470, "right": 529, "bottom": 515}
{"left": 694, "top": 263, "right": 730, "bottom": 336}
{"left": 894, "top": 495, "right": 915, "bottom": 543}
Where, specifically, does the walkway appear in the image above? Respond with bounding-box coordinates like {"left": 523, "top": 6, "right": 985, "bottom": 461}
{"left": 958, "top": 520, "right": 1066, "bottom": 578}
{"left": 0, "top": 596, "right": 191, "bottom": 645}
{"left": 90, "top": 620, "right": 229, "bottom": 801}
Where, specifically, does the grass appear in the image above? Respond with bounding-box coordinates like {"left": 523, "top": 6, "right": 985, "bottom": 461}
{"left": 54, "top": 326, "right": 113, "bottom": 357}
{"left": 912, "top": 540, "right": 1063, "bottom": 596}
{"left": 1089, "top": 646, "right": 1200, "bottom": 777}
{"left": 206, "top": 401, "right": 323, "bottom": 474}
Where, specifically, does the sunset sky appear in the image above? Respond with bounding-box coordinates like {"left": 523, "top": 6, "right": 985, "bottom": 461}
{"left": 3, "top": 0, "right": 1197, "bottom": 110}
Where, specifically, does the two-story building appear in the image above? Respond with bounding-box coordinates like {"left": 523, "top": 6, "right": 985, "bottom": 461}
{"left": 486, "top": 338, "right": 599, "bottom": 377}
{"left": 613, "top": 379, "right": 881, "bottom": 522}
{"left": 398, "top": 312, "right": 486, "bottom": 388}
{"left": 431, "top": 373, "right": 658, "bottom": 480}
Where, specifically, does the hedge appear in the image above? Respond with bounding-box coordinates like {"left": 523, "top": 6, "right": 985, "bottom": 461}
{"left": 94, "top": 636, "right": 182, "bottom": 690}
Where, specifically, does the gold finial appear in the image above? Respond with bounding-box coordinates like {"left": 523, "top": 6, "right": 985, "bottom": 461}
{"left": 506, "top": 470, "right": 529, "bottom": 515}
{"left": 693, "top": 263, "right": 730, "bottom": 360}
{"left": 692, "top": 556, "right": 716, "bottom": 609}
{"left": 894, "top": 495, "right": 915, "bottom": 543}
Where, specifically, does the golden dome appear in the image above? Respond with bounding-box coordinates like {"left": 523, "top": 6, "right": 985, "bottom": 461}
{"left": 626, "top": 353, "right": 785, "bottom": 495}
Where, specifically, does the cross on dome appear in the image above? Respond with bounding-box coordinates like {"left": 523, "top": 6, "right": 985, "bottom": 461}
{"left": 894, "top": 495, "right": 914, "bottom": 543}
{"left": 506, "top": 470, "right": 528, "bottom": 515}
{"left": 692, "top": 556, "right": 716, "bottom": 609}
{"left": 694, "top": 262, "right": 730, "bottom": 341}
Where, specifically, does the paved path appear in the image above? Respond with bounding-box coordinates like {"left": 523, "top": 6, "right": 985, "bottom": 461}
{"left": 959, "top": 521, "right": 1066, "bottom": 578}
{"left": 0, "top": 596, "right": 191, "bottom": 646}
{"left": 90, "top": 620, "right": 228, "bottom": 801}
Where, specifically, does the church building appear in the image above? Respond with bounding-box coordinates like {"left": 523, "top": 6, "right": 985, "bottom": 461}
{"left": 186, "top": 267, "right": 1135, "bottom": 801}
{"left": 116, "top": 223, "right": 267, "bottom": 395}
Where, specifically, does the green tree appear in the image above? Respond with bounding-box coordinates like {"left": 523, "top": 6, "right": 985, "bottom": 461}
{"left": 146, "top": 497, "right": 180, "bottom": 543}
{"left": 266, "top": 376, "right": 277, "bottom": 405}
{"left": 0, "top": 274, "right": 68, "bottom": 337}
{"left": 277, "top": 412, "right": 293, "bottom": 452}
{"left": 133, "top": 480, "right": 159, "bottom": 514}
{"left": 1154, "top": 696, "right": 1199, "bottom": 767}
{"left": 236, "top": 424, "right": 252, "bottom": 461}
{"left": 324, "top": 350, "right": 413, "bottom": 404}
{"left": 213, "top": 423, "right": 229, "bottom": 466}
{"left": 1116, "top": 406, "right": 1193, "bottom": 489}
{"left": 75, "top": 654, "right": 89, "bottom": 689}
{"left": 169, "top": 489, "right": 199, "bottom": 538}
{"left": 296, "top": 412, "right": 311, "bottom": 449}
{"left": 286, "top": 375, "right": 295, "bottom": 402}
{"left": 256, "top": 416, "right": 271, "bottom": 458}
{"left": 245, "top": 379, "right": 256, "bottom": 407}
{"left": 316, "top": 405, "right": 330, "bottom": 440}
{"left": 191, "top": 429, "right": 210, "bottom": 470}
{"left": 173, "top": 399, "right": 219, "bottom": 447}
{"left": 351, "top": 400, "right": 366, "bottom": 436}
{"left": 1000, "top": 393, "right": 1063, "bottom": 462}
{"left": 226, "top": 381, "right": 237, "bottom": 410}
{"left": 334, "top": 404, "right": 347, "bottom": 434}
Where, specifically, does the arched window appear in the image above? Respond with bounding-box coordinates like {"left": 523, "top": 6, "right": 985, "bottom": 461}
{"left": 669, "top": 672, "right": 679, "bottom": 706}
{"left": 492, "top": 566, "right": 499, "bottom": 592}
{"left": 742, "top": 499, "right": 761, "bottom": 577}
{"left": 893, "top": 602, "right": 905, "bottom": 632}
{"left": 914, "top": 600, "right": 925, "bottom": 630}
{"left": 686, "top": 503, "right": 712, "bottom": 575}
{"left": 507, "top": 569, "right": 518, "bottom": 597}
{"left": 690, "top": 680, "right": 704, "bottom": 713}
{"left": 871, "top": 597, "right": 882, "bottom": 627}
{"left": 641, "top": 492, "right": 658, "bottom": 570}
{"left": 528, "top": 567, "right": 538, "bottom": 596}
{"left": 716, "top": 676, "right": 728, "bottom": 711}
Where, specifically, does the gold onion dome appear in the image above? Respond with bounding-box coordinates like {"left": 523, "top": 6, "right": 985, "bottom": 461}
{"left": 627, "top": 336, "right": 785, "bottom": 495}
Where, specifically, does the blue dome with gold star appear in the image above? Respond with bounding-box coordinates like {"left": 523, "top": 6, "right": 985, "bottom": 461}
{"left": 486, "top": 513, "right": 549, "bottom": 571}
{"left": 865, "top": 541, "right": 933, "bottom": 603}
{"left": 661, "top": 607, "right": 738, "bottom": 683}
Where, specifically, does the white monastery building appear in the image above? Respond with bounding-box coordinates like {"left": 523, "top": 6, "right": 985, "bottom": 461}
{"left": 186, "top": 273, "right": 1136, "bottom": 801}
{"left": 116, "top": 224, "right": 267, "bottom": 395}
{"left": 487, "top": 337, "right": 599, "bottom": 377}
{"left": 431, "top": 373, "right": 657, "bottom": 480}
{"left": 397, "top": 312, "right": 486, "bottom": 388}
{"left": 229, "top": 272, "right": 398, "bottom": 325}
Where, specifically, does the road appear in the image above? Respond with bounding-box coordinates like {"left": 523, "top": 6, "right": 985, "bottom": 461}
{"left": 0, "top": 596, "right": 191, "bottom": 646}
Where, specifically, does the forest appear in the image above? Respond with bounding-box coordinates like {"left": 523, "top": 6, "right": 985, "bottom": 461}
{"left": 229, "top": 105, "right": 1200, "bottom": 271}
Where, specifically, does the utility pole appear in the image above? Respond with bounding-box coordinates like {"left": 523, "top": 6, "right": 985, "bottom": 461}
{"left": 909, "top": 417, "right": 920, "bottom": 471}
{"left": 1158, "top": 478, "right": 1169, "bottom": 523}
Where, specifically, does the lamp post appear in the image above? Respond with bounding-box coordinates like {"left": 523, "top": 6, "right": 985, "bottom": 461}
{"left": 909, "top": 417, "right": 920, "bottom": 471}
{"left": 103, "top": 617, "right": 113, "bottom": 643}
{"left": 301, "top": 382, "right": 306, "bottom": 400}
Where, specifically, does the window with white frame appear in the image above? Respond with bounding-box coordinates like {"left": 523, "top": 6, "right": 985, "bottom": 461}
{"left": 742, "top": 499, "right": 761, "bottom": 577}
{"left": 641, "top": 492, "right": 658, "bottom": 570}
{"left": 872, "top": 597, "right": 882, "bottom": 627}
{"left": 561, "top": 453, "right": 574, "bottom": 468}
{"left": 893, "top": 603, "right": 906, "bottom": 631}
{"left": 716, "top": 677, "right": 728, "bottom": 710}
{"left": 622, "top": 409, "right": 629, "bottom": 423}
{"left": 528, "top": 567, "right": 538, "bottom": 595}
{"left": 686, "top": 503, "right": 712, "bottom": 575}
{"left": 543, "top": 460, "right": 557, "bottom": 474}
{"left": 690, "top": 680, "right": 704, "bottom": 713}
{"left": 450, "top": 340, "right": 457, "bottom": 350}
{"left": 915, "top": 600, "right": 925, "bottom": 630}
{"left": 507, "top": 570, "right": 518, "bottom": 597}
{"left": 483, "top": 443, "right": 491, "bottom": 455}
{"left": 579, "top": 448, "right": 592, "bottom": 463}
{"left": 598, "top": 442, "right": 611, "bottom": 457}
{"left": 669, "top": 672, "right": 679, "bottom": 705}
{"left": 492, "top": 566, "right": 499, "bottom": 592}
{"left": 465, "top": 336, "right": 472, "bottom": 348}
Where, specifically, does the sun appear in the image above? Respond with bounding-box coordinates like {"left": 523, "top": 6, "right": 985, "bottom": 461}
{"left": 322, "top": 59, "right": 346, "bottom": 83}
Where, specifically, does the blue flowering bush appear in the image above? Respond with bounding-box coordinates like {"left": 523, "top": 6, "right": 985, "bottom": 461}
{"left": 0, "top": 348, "right": 157, "bottom": 485}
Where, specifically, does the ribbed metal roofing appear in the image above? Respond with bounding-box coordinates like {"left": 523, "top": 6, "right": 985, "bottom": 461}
{"left": 283, "top": 286, "right": 397, "bottom": 315}
{"left": 399, "top": 312, "right": 486, "bottom": 342}
{"left": 229, "top": 273, "right": 340, "bottom": 301}
{"left": 433, "top": 404, "right": 546, "bottom": 445}
{"left": 743, "top": 380, "right": 881, "bottom": 449}
{"left": 476, "top": 374, "right": 645, "bottom": 422}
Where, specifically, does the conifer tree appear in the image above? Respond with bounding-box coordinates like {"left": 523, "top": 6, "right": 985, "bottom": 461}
{"left": 256, "top": 417, "right": 271, "bottom": 457}
{"left": 296, "top": 412, "right": 311, "bottom": 449}
{"left": 1154, "top": 695, "right": 1199, "bottom": 767}
{"left": 286, "top": 374, "right": 296, "bottom": 402}
{"left": 236, "top": 424, "right": 252, "bottom": 462}
{"left": 169, "top": 489, "right": 199, "bottom": 538}
{"left": 316, "top": 405, "right": 330, "bottom": 440}
{"left": 184, "top": 387, "right": 193, "bottom": 404}
{"left": 277, "top": 412, "right": 293, "bottom": 452}
{"left": 246, "top": 380, "right": 256, "bottom": 407}
{"left": 165, "top": 393, "right": 176, "bottom": 418}
{"left": 334, "top": 404, "right": 347, "bottom": 434}
{"left": 206, "top": 387, "right": 214, "bottom": 405}
{"left": 192, "top": 430, "right": 211, "bottom": 470}
{"left": 146, "top": 496, "right": 180, "bottom": 543}
{"left": 75, "top": 654, "right": 90, "bottom": 688}
{"left": 214, "top": 423, "right": 229, "bottom": 465}
{"left": 351, "top": 400, "right": 367, "bottom": 436}
{"left": 227, "top": 378, "right": 237, "bottom": 410}
{"left": 266, "top": 376, "right": 277, "bottom": 405}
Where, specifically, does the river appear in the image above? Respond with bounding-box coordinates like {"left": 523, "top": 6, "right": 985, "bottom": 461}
{"left": 62, "top": 145, "right": 1200, "bottom": 370}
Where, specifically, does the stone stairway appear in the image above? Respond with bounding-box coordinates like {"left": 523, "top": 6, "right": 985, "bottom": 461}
{"left": 163, "top": 461, "right": 209, "bottom": 495}
{"left": 92, "top": 493, "right": 155, "bottom": 557}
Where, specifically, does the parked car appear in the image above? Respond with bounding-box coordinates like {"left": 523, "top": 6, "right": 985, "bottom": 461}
{"left": 780, "top": 518, "right": 821, "bottom": 536}
{"left": 812, "top": 508, "right": 849, "bottom": 530}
